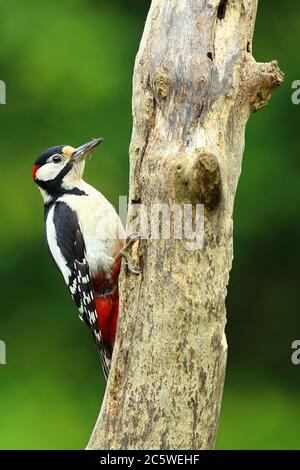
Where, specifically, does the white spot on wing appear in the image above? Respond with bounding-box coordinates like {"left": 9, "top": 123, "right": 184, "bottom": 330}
{"left": 70, "top": 279, "right": 77, "bottom": 294}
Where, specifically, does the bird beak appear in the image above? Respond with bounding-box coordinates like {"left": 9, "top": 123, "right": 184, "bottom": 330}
{"left": 71, "top": 138, "right": 103, "bottom": 163}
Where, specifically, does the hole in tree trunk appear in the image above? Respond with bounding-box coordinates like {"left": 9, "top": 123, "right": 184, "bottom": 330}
{"left": 217, "top": 0, "right": 228, "bottom": 20}
{"left": 247, "top": 41, "right": 251, "bottom": 52}
{"left": 207, "top": 52, "right": 213, "bottom": 61}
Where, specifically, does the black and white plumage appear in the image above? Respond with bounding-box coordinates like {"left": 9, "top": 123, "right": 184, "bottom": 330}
{"left": 33, "top": 139, "right": 126, "bottom": 379}
{"left": 50, "top": 201, "right": 111, "bottom": 377}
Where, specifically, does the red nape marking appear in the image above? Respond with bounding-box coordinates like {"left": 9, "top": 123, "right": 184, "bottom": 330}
{"left": 32, "top": 164, "right": 39, "bottom": 181}
{"left": 95, "top": 294, "right": 119, "bottom": 348}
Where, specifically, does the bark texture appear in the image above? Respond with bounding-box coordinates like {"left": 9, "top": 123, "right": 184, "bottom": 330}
{"left": 88, "top": 0, "right": 283, "bottom": 450}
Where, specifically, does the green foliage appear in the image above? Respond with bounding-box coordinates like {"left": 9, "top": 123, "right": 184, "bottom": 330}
{"left": 0, "top": 0, "right": 299, "bottom": 449}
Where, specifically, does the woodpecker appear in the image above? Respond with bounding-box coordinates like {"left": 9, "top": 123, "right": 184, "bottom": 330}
{"left": 32, "top": 138, "right": 136, "bottom": 379}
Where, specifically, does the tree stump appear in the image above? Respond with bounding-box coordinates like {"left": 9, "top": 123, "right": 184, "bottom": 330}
{"left": 88, "top": 0, "right": 283, "bottom": 450}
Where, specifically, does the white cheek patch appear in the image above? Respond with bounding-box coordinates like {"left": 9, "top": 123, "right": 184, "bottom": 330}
{"left": 36, "top": 162, "right": 65, "bottom": 182}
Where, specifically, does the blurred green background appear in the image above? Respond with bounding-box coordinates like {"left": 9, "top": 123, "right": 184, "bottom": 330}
{"left": 0, "top": 0, "right": 299, "bottom": 450}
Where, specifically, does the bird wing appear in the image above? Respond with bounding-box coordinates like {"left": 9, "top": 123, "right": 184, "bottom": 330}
{"left": 50, "top": 201, "right": 111, "bottom": 379}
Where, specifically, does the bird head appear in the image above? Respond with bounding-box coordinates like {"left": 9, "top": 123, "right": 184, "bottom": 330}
{"left": 32, "top": 138, "right": 103, "bottom": 201}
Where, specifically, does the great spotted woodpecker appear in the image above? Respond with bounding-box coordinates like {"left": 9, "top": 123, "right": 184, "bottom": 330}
{"left": 32, "top": 139, "right": 136, "bottom": 379}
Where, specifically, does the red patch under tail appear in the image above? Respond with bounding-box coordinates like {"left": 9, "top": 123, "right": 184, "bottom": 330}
{"left": 92, "top": 258, "right": 122, "bottom": 350}
{"left": 95, "top": 293, "right": 119, "bottom": 349}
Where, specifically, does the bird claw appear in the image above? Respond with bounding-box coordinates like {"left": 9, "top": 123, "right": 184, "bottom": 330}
{"left": 121, "top": 253, "right": 141, "bottom": 275}
{"left": 114, "top": 233, "right": 141, "bottom": 275}
{"left": 125, "top": 232, "right": 140, "bottom": 246}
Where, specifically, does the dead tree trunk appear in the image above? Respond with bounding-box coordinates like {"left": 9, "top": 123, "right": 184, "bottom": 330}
{"left": 88, "top": 0, "right": 283, "bottom": 450}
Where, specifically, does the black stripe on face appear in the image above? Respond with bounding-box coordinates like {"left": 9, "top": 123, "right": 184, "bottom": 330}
{"left": 34, "top": 145, "right": 72, "bottom": 196}
{"left": 37, "top": 162, "right": 87, "bottom": 202}
{"left": 36, "top": 161, "right": 71, "bottom": 192}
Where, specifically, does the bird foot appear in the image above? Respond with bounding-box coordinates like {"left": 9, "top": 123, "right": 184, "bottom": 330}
{"left": 114, "top": 233, "right": 141, "bottom": 274}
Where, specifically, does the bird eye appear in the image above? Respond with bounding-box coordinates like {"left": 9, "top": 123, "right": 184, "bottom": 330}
{"left": 52, "top": 154, "right": 63, "bottom": 164}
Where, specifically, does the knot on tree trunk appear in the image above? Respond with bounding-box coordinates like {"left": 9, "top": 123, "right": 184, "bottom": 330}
{"left": 173, "top": 150, "right": 221, "bottom": 209}
{"left": 241, "top": 54, "right": 284, "bottom": 113}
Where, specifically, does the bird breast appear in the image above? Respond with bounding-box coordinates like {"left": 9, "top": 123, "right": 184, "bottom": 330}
{"left": 60, "top": 183, "right": 126, "bottom": 277}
